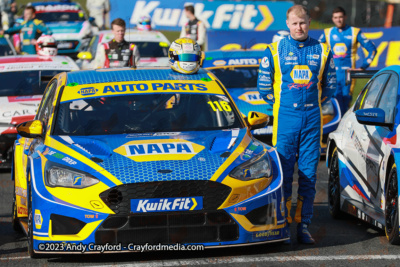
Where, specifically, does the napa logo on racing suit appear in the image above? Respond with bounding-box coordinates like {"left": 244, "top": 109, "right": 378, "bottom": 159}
{"left": 238, "top": 91, "right": 266, "bottom": 105}
{"left": 131, "top": 197, "right": 203, "bottom": 213}
{"left": 290, "top": 65, "right": 312, "bottom": 84}
{"left": 78, "top": 87, "right": 98, "bottom": 96}
{"left": 113, "top": 139, "right": 205, "bottom": 162}
{"left": 333, "top": 43, "right": 348, "bottom": 57}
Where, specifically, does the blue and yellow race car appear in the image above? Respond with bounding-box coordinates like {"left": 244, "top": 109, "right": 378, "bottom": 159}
{"left": 12, "top": 67, "right": 287, "bottom": 257}
{"left": 203, "top": 50, "right": 341, "bottom": 152}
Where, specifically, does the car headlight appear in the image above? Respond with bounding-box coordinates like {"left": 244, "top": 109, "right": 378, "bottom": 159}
{"left": 321, "top": 100, "right": 334, "bottom": 116}
{"left": 47, "top": 167, "right": 99, "bottom": 188}
{"left": 230, "top": 153, "right": 272, "bottom": 181}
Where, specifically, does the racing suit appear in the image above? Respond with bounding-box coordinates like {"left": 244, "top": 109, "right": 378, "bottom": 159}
{"left": 257, "top": 36, "right": 336, "bottom": 225}
{"left": 180, "top": 18, "right": 206, "bottom": 50}
{"left": 93, "top": 39, "right": 140, "bottom": 68}
{"left": 319, "top": 25, "right": 376, "bottom": 115}
{"left": 5, "top": 18, "right": 51, "bottom": 54}
{"left": 86, "top": 0, "right": 110, "bottom": 30}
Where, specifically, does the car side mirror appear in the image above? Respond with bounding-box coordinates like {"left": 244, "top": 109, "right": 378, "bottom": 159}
{"left": 355, "top": 108, "right": 390, "bottom": 126}
{"left": 17, "top": 120, "right": 43, "bottom": 138}
{"left": 246, "top": 111, "right": 269, "bottom": 130}
{"left": 77, "top": 51, "right": 93, "bottom": 60}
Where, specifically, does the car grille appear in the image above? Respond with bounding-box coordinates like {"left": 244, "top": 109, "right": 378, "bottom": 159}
{"left": 99, "top": 181, "right": 232, "bottom": 215}
{"left": 95, "top": 210, "right": 239, "bottom": 245}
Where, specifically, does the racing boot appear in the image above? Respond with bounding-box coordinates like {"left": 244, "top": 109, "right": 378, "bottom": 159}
{"left": 297, "top": 223, "right": 315, "bottom": 244}
{"left": 283, "top": 223, "right": 291, "bottom": 244}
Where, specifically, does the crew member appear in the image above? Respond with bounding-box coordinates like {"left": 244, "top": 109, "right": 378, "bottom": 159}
{"left": 257, "top": 5, "right": 336, "bottom": 244}
{"left": 319, "top": 6, "right": 376, "bottom": 115}
{"left": 180, "top": 3, "right": 206, "bottom": 50}
{"left": 93, "top": 18, "right": 140, "bottom": 69}
{"left": 86, "top": 0, "right": 110, "bottom": 30}
{"left": 0, "top": 6, "right": 51, "bottom": 54}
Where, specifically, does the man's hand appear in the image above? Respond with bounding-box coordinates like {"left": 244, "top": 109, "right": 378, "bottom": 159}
{"left": 0, "top": 30, "right": 4, "bottom": 36}
{"left": 31, "top": 39, "right": 37, "bottom": 45}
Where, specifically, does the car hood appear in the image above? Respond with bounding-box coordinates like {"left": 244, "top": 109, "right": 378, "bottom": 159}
{"left": 227, "top": 87, "right": 272, "bottom": 117}
{"left": 0, "top": 95, "right": 41, "bottom": 132}
{"left": 47, "top": 21, "right": 84, "bottom": 34}
{"left": 46, "top": 129, "right": 266, "bottom": 185}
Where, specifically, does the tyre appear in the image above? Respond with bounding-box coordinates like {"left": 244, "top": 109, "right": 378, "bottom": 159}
{"left": 385, "top": 163, "right": 400, "bottom": 245}
{"left": 328, "top": 147, "right": 342, "bottom": 218}
{"left": 11, "top": 182, "right": 22, "bottom": 232}
{"left": 27, "top": 178, "right": 39, "bottom": 258}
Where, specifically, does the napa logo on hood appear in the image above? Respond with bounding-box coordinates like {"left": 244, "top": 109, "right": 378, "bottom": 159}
{"left": 290, "top": 65, "right": 312, "bottom": 84}
{"left": 238, "top": 91, "right": 266, "bottom": 105}
{"left": 114, "top": 139, "right": 205, "bottom": 162}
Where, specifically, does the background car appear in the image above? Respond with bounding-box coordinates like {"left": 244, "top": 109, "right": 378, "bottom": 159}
{"left": 31, "top": 2, "right": 95, "bottom": 58}
{"left": 0, "top": 55, "right": 79, "bottom": 168}
{"left": 326, "top": 65, "right": 400, "bottom": 244}
{"left": 77, "top": 29, "right": 170, "bottom": 69}
{"left": 203, "top": 50, "right": 341, "bottom": 153}
{"left": 12, "top": 67, "right": 286, "bottom": 257}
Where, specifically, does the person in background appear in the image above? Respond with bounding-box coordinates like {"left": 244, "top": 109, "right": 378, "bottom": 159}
{"left": 86, "top": 0, "right": 110, "bottom": 30}
{"left": 0, "top": 6, "right": 51, "bottom": 54}
{"left": 319, "top": 6, "right": 376, "bottom": 116}
{"left": 93, "top": 18, "right": 140, "bottom": 68}
{"left": 180, "top": 3, "right": 206, "bottom": 50}
{"left": 257, "top": 5, "right": 336, "bottom": 244}
{"left": 1, "top": 0, "right": 17, "bottom": 30}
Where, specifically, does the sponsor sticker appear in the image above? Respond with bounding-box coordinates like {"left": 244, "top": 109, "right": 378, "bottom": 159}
{"left": 131, "top": 197, "right": 203, "bottom": 213}
{"left": 78, "top": 87, "right": 98, "bottom": 96}
{"left": 34, "top": 209, "right": 43, "bottom": 229}
{"left": 261, "top": 57, "right": 269, "bottom": 68}
{"left": 238, "top": 91, "right": 266, "bottom": 105}
{"left": 290, "top": 65, "right": 312, "bottom": 84}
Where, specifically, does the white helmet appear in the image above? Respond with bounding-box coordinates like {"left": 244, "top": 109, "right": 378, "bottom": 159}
{"left": 138, "top": 15, "right": 152, "bottom": 31}
{"left": 272, "top": 30, "right": 289, "bottom": 43}
{"left": 169, "top": 38, "right": 201, "bottom": 75}
{"left": 36, "top": 35, "right": 57, "bottom": 56}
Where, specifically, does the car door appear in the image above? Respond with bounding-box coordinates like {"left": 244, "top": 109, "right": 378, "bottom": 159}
{"left": 344, "top": 73, "right": 390, "bottom": 207}
{"left": 361, "top": 72, "right": 399, "bottom": 210}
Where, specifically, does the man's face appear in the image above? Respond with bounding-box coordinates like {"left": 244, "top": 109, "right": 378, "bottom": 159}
{"left": 332, "top": 12, "right": 346, "bottom": 28}
{"left": 24, "top": 9, "right": 34, "bottom": 21}
{"left": 286, "top": 11, "right": 310, "bottom": 41}
{"left": 112, "top": 24, "right": 125, "bottom": 42}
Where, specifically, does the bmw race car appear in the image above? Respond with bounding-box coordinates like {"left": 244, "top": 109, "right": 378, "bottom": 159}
{"left": 203, "top": 50, "right": 341, "bottom": 152}
{"left": 12, "top": 67, "right": 287, "bottom": 257}
{"left": 0, "top": 55, "right": 78, "bottom": 167}
{"left": 77, "top": 29, "right": 170, "bottom": 69}
{"left": 31, "top": 2, "right": 95, "bottom": 58}
{"left": 326, "top": 66, "right": 400, "bottom": 244}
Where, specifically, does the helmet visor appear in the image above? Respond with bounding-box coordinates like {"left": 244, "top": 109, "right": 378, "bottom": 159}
{"left": 171, "top": 53, "right": 200, "bottom": 62}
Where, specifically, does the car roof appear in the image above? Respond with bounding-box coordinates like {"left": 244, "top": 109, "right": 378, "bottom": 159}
{"left": 203, "top": 50, "right": 264, "bottom": 68}
{"left": 97, "top": 29, "right": 170, "bottom": 43}
{"left": 61, "top": 68, "right": 224, "bottom": 103}
{"left": 0, "top": 55, "right": 80, "bottom": 72}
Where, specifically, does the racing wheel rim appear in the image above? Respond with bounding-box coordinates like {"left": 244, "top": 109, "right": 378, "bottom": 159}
{"left": 328, "top": 149, "right": 340, "bottom": 212}
{"left": 385, "top": 167, "right": 397, "bottom": 234}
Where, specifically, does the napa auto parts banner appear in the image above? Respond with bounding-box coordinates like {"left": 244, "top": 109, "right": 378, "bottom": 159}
{"left": 109, "top": 0, "right": 293, "bottom": 31}
{"left": 208, "top": 27, "right": 400, "bottom": 70}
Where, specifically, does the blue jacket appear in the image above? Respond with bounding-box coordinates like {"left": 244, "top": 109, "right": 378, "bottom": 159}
{"left": 5, "top": 18, "right": 52, "bottom": 54}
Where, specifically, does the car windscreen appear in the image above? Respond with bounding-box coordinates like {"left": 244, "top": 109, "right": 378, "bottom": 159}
{"left": 54, "top": 93, "right": 243, "bottom": 136}
{"left": 36, "top": 12, "right": 85, "bottom": 22}
{"left": 135, "top": 42, "right": 168, "bottom": 57}
{"left": 208, "top": 66, "right": 259, "bottom": 88}
{"left": 0, "top": 70, "right": 62, "bottom": 96}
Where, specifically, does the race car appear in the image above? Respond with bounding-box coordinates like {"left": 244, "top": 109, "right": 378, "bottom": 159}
{"left": 0, "top": 55, "right": 79, "bottom": 168}
{"left": 12, "top": 67, "right": 287, "bottom": 257}
{"left": 30, "top": 2, "right": 95, "bottom": 58}
{"left": 326, "top": 66, "right": 400, "bottom": 244}
{"left": 77, "top": 29, "right": 170, "bottom": 69}
{"left": 203, "top": 50, "right": 341, "bottom": 152}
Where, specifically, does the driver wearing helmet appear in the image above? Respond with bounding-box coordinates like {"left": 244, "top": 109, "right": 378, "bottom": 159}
{"left": 137, "top": 16, "right": 152, "bottom": 31}
{"left": 36, "top": 35, "right": 57, "bottom": 56}
{"left": 169, "top": 37, "right": 202, "bottom": 75}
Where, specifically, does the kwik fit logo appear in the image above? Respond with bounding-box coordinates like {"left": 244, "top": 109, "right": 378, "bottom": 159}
{"left": 114, "top": 139, "right": 205, "bottom": 162}
{"left": 131, "top": 197, "right": 203, "bottom": 213}
{"left": 78, "top": 87, "right": 98, "bottom": 96}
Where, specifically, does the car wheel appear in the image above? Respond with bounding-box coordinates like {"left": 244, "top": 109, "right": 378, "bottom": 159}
{"left": 11, "top": 181, "right": 22, "bottom": 232}
{"left": 27, "top": 178, "right": 39, "bottom": 258}
{"left": 385, "top": 163, "right": 400, "bottom": 245}
{"left": 328, "top": 147, "right": 342, "bottom": 218}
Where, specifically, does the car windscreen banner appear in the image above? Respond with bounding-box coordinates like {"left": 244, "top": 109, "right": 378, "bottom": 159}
{"left": 207, "top": 26, "right": 400, "bottom": 70}
{"left": 109, "top": 0, "right": 293, "bottom": 31}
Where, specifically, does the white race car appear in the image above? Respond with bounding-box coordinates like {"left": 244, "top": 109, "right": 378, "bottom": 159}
{"left": 77, "top": 29, "right": 170, "bottom": 69}
{"left": 0, "top": 55, "right": 79, "bottom": 167}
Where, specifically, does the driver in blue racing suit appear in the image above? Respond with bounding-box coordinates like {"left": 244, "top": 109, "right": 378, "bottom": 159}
{"left": 319, "top": 6, "right": 376, "bottom": 116}
{"left": 257, "top": 5, "right": 336, "bottom": 244}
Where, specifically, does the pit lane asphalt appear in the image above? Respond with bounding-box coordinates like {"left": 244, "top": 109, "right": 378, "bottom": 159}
{"left": 1, "top": 159, "right": 400, "bottom": 267}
